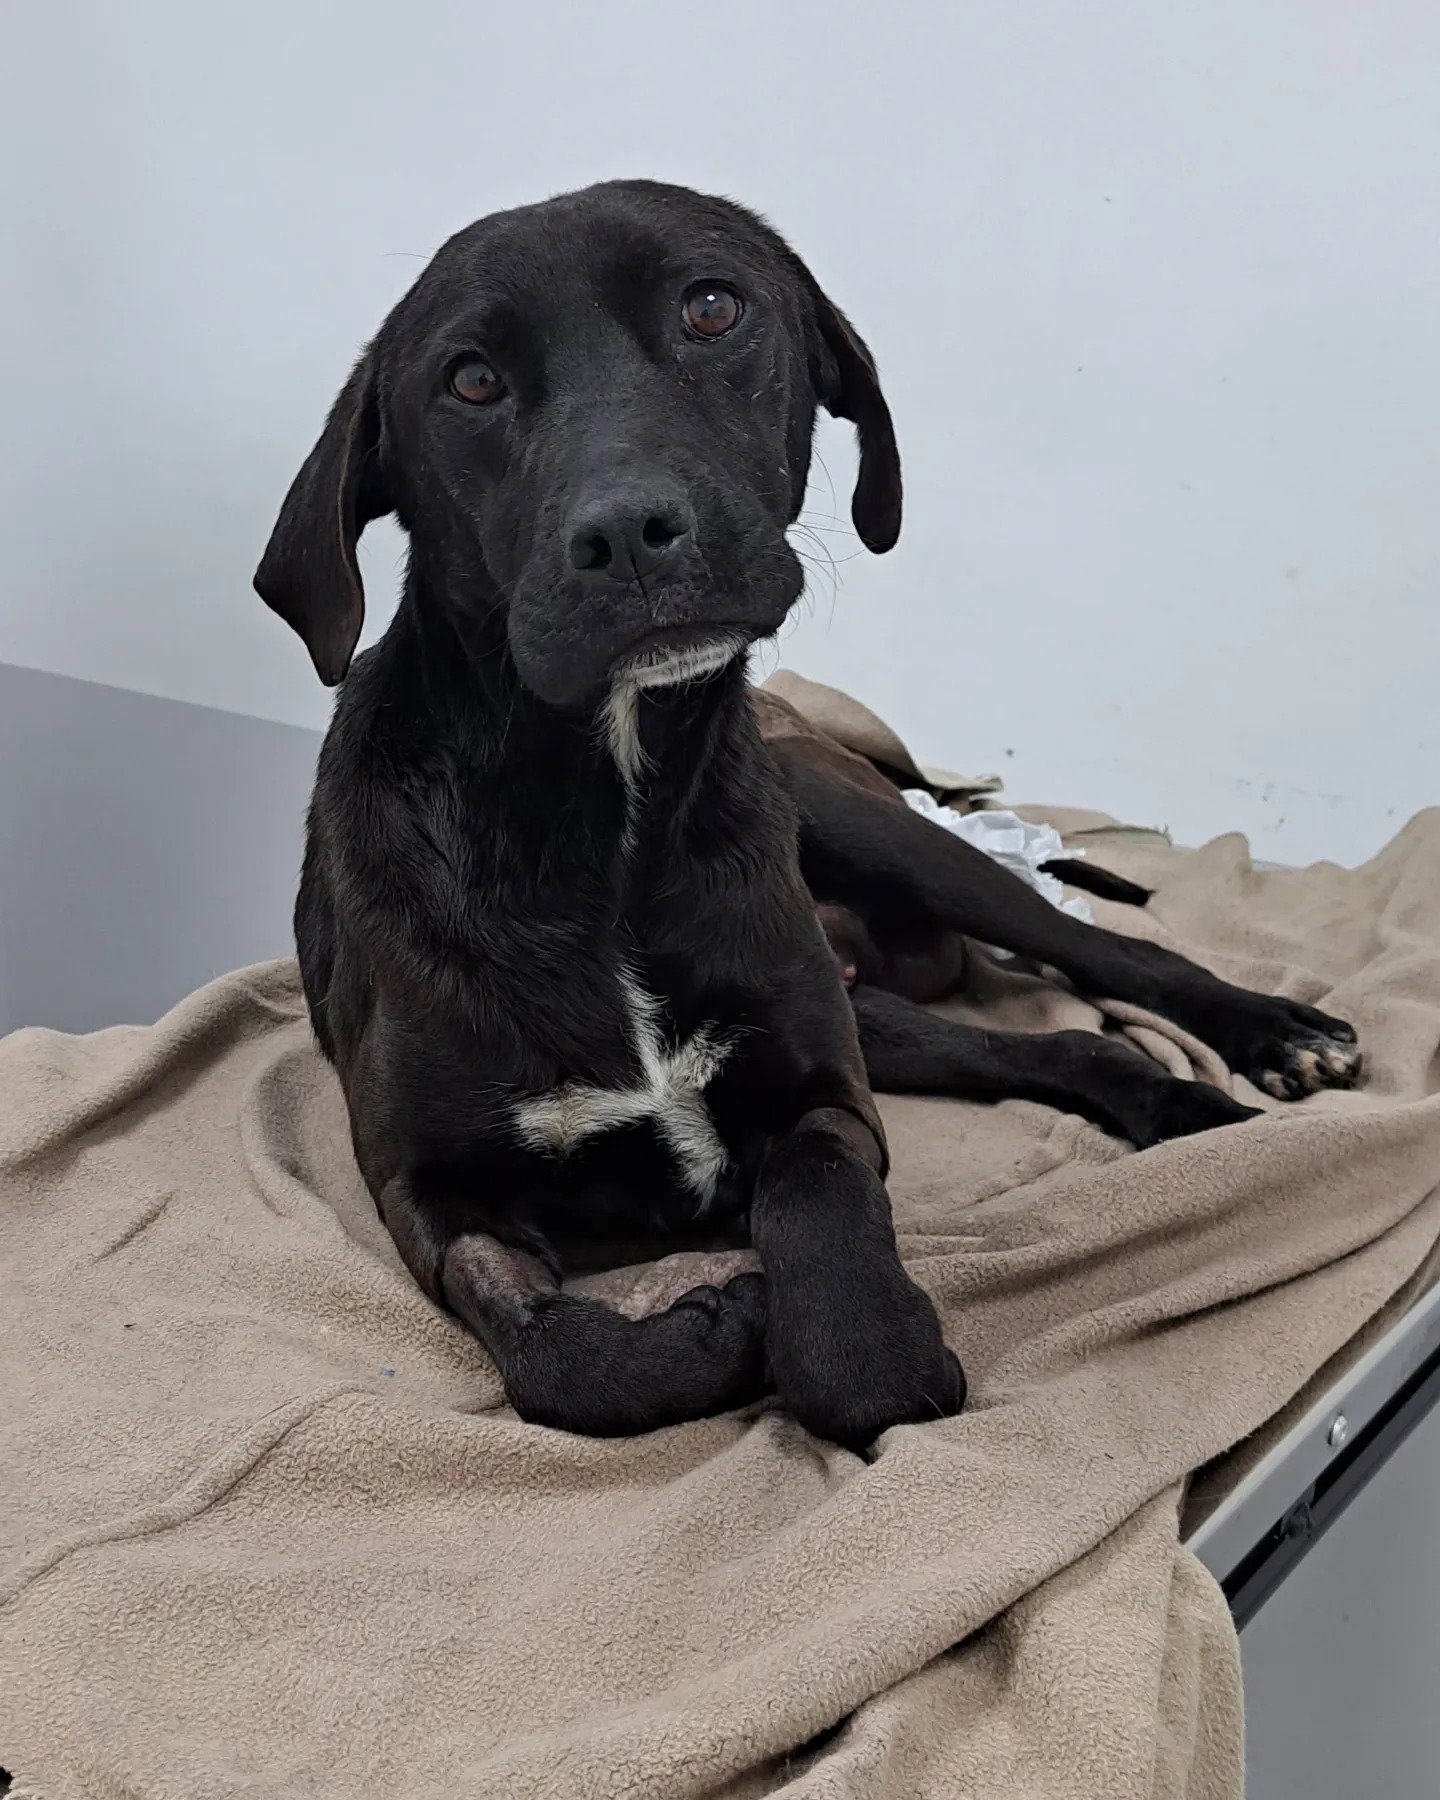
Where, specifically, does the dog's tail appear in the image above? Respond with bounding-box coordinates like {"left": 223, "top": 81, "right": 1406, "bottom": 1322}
{"left": 1041, "top": 859, "right": 1153, "bottom": 907}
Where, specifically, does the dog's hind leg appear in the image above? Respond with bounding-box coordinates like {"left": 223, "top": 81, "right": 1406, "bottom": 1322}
{"left": 379, "top": 1172, "right": 770, "bottom": 1435}
{"left": 851, "top": 986, "right": 1257, "bottom": 1148}
{"left": 789, "top": 767, "right": 1361, "bottom": 1101}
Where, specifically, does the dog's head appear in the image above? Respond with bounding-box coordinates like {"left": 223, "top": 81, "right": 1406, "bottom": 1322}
{"left": 255, "top": 180, "right": 901, "bottom": 710}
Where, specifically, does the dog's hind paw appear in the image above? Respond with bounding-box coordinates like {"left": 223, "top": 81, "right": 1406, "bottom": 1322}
{"left": 1237, "top": 1002, "right": 1362, "bottom": 1100}
{"left": 1131, "top": 1081, "right": 1261, "bottom": 1148}
{"left": 1258, "top": 1038, "right": 1363, "bottom": 1100}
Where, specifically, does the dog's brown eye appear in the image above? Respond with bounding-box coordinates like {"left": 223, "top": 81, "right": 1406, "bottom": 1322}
{"left": 682, "top": 284, "right": 743, "bottom": 339}
{"left": 449, "top": 359, "right": 505, "bottom": 405}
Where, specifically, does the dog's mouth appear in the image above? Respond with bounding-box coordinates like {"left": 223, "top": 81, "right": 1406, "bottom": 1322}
{"left": 622, "top": 629, "right": 751, "bottom": 692}
{"left": 508, "top": 536, "right": 799, "bottom": 710}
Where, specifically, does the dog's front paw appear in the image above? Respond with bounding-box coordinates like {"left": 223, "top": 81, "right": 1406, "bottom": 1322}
{"left": 1230, "top": 1001, "right": 1362, "bottom": 1101}
{"left": 768, "top": 1273, "right": 966, "bottom": 1452}
{"left": 504, "top": 1280, "right": 770, "bottom": 1436}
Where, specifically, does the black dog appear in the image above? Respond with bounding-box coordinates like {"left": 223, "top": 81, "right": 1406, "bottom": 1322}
{"left": 256, "top": 180, "right": 1360, "bottom": 1448}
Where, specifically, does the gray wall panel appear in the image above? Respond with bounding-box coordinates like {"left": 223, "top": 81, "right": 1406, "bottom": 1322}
{"left": 0, "top": 661, "right": 321, "bottom": 1035}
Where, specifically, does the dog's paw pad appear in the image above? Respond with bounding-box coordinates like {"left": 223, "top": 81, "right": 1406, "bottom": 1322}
{"left": 1258, "top": 1033, "right": 1363, "bottom": 1101}
{"left": 1322, "top": 1042, "right": 1362, "bottom": 1079}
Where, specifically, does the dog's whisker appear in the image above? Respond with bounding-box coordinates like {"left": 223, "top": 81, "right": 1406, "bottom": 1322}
{"left": 751, "top": 637, "right": 782, "bottom": 683}
{"left": 799, "top": 572, "right": 838, "bottom": 630}
{"left": 812, "top": 452, "right": 841, "bottom": 521}
{"left": 794, "top": 547, "right": 839, "bottom": 581}
{"left": 789, "top": 525, "right": 849, "bottom": 606}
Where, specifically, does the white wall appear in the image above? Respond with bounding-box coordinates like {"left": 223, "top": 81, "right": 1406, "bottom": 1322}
{"left": 3, "top": 0, "right": 1437, "bottom": 866}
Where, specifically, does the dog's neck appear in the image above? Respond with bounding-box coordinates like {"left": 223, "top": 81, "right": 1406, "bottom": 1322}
{"left": 384, "top": 580, "right": 760, "bottom": 849}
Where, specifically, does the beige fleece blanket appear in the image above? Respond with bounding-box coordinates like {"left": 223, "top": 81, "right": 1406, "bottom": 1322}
{"left": 4, "top": 707, "right": 1440, "bottom": 1799}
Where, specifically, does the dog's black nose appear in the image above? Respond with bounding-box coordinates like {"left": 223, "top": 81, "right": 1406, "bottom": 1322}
{"left": 566, "top": 484, "right": 696, "bottom": 580}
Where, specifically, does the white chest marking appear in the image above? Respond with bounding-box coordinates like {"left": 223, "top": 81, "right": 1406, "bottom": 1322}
{"left": 511, "top": 977, "right": 734, "bottom": 1203}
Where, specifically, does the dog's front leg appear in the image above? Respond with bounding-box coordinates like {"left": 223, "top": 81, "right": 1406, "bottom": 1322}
{"left": 379, "top": 1173, "right": 769, "bottom": 1437}
{"left": 748, "top": 1108, "right": 966, "bottom": 1450}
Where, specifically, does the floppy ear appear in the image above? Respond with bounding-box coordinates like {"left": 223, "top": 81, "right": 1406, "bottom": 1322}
{"left": 253, "top": 350, "right": 391, "bottom": 685}
{"left": 808, "top": 291, "right": 903, "bottom": 554}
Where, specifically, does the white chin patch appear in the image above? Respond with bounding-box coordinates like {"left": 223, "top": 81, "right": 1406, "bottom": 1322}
{"left": 628, "top": 635, "right": 746, "bottom": 691}
{"left": 602, "top": 636, "right": 746, "bottom": 789}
